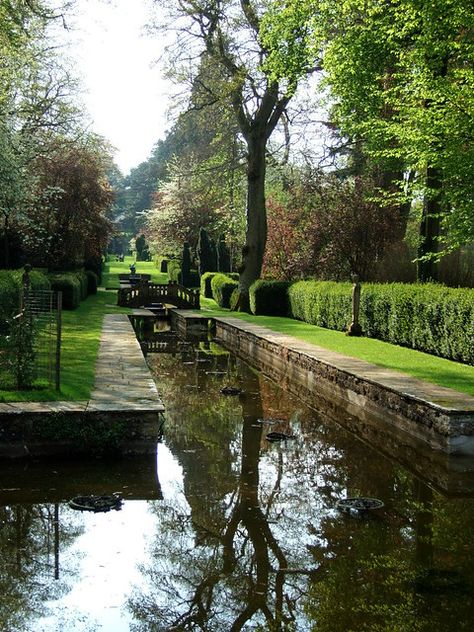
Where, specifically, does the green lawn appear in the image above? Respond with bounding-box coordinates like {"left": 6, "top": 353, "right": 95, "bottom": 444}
{"left": 102, "top": 256, "right": 167, "bottom": 288}
{"left": 200, "top": 297, "right": 474, "bottom": 397}
{"left": 3, "top": 269, "right": 474, "bottom": 402}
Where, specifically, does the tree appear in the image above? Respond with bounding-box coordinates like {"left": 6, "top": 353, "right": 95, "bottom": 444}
{"left": 262, "top": 0, "right": 474, "bottom": 280}
{"left": 197, "top": 227, "right": 217, "bottom": 277}
{"left": 152, "top": 0, "right": 309, "bottom": 309}
{"left": 23, "top": 134, "right": 115, "bottom": 270}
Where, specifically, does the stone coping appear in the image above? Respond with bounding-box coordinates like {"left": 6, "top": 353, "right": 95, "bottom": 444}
{"left": 214, "top": 316, "right": 474, "bottom": 414}
{"left": 0, "top": 314, "right": 164, "bottom": 416}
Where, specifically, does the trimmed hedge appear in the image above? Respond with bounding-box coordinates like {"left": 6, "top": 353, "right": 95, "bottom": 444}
{"left": 0, "top": 268, "right": 51, "bottom": 330}
{"left": 250, "top": 279, "right": 291, "bottom": 316}
{"left": 358, "top": 283, "right": 474, "bottom": 364}
{"left": 201, "top": 271, "right": 218, "bottom": 298}
{"left": 288, "top": 281, "right": 353, "bottom": 331}
{"left": 211, "top": 273, "right": 239, "bottom": 308}
{"left": 49, "top": 273, "right": 82, "bottom": 309}
{"left": 287, "top": 280, "right": 474, "bottom": 365}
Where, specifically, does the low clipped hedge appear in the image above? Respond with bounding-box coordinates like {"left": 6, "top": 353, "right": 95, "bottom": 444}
{"left": 287, "top": 280, "right": 474, "bottom": 364}
{"left": 201, "top": 271, "right": 239, "bottom": 298}
{"left": 211, "top": 273, "right": 239, "bottom": 308}
{"left": 250, "top": 280, "right": 291, "bottom": 316}
{"left": 49, "top": 273, "right": 82, "bottom": 309}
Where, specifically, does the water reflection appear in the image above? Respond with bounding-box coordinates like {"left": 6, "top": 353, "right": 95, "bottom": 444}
{"left": 0, "top": 332, "right": 473, "bottom": 631}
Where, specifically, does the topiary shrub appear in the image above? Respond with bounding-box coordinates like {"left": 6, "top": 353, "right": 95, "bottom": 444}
{"left": 200, "top": 271, "right": 218, "bottom": 298}
{"left": 75, "top": 270, "right": 89, "bottom": 299}
{"left": 217, "top": 234, "right": 231, "bottom": 272}
{"left": 49, "top": 273, "right": 82, "bottom": 309}
{"left": 85, "top": 270, "right": 98, "bottom": 295}
{"left": 181, "top": 242, "right": 192, "bottom": 286}
{"left": 197, "top": 228, "right": 217, "bottom": 277}
{"left": 168, "top": 260, "right": 182, "bottom": 283}
{"left": 250, "top": 279, "right": 291, "bottom": 316}
{"left": 211, "top": 273, "right": 239, "bottom": 308}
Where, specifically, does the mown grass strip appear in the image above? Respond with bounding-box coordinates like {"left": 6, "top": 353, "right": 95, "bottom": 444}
{"left": 0, "top": 290, "right": 131, "bottom": 402}
{"left": 102, "top": 256, "right": 167, "bottom": 288}
{"left": 200, "top": 297, "right": 474, "bottom": 396}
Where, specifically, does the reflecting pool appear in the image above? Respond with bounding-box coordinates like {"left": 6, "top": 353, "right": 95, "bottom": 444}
{"left": 1, "top": 334, "right": 473, "bottom": 631}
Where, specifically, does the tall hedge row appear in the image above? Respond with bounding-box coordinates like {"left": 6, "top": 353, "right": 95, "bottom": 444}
{"left": 286, "top": 280, "right": 474, "bottom": 364}
{"left": 288, "top": 281, "right": 353, "bottom": 331}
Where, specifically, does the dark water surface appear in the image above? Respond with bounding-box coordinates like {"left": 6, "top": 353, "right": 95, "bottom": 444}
{"left": 1, "top": 334, "right": 474, "bottom": 631}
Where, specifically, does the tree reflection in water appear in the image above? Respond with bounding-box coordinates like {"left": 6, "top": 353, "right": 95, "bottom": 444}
{"left": 131, "top": 341, "right": 474, "bottom": 632}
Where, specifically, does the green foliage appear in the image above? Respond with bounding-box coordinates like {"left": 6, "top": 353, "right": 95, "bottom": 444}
{"left": 168, "top": 259, "right": 182, "bottom": 283}
{"left": 0, "top": 268, "right": 50, "bottom": 330}
{"left": 3, "top": 312, "right": 36, "bottom": 389}
{"left": 263, "top": 0, "right": 474, "bottom": 253}
{"left": 0, "top": 270, "right": 20, "bottom": 329}
{"left": 48, "top": 273, "right": 82, "bottom": 310}
{"left": 200, "top": 271, "right": 218, "bottom": 298}
{"left": 249, "top": 279, "right": 291, "bottom": 316}
{"left": 288, "top": 280, "right": 474, "bottom": 364}
{"left": 181, "top": 242, "right": 192, "bottom": 286}
{"left": 211, "top": 273, "right": 239, "bottom": 308}
{"left": 197, "top": 227, "right": 217, "bottom": 277}
{"left": 85, "top": 270, "right": 98, "bottom": 295}
{"left": 217, "top": 234, "right": 231, "bottom": 272}
{"left": 288, "top": 281, "right": 353, "bottom": 331}
{"left": 75, "top": 270, "right": 88, "bottom": 300}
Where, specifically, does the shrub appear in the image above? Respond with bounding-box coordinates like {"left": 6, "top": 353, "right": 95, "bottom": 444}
{"left": 211, "top": 273, "right": 239, "bottom": 308}
{"left": 181, "top": 242, "right": 192, "bottom": 286}
{"left": 168, "top": 260, "right": 182, "bottom": 282}
{"left": 197, "top": 228, "right": 217, "bottom": 276}
{"left": 250, "top": 280, "right": 291, "bottom": 316}
{"left": 85, "top": 270, "right": 98, "bottom": 295}
{"left": 288, "top": 281, "right": 352, "bottom": 331}
{"left": 0, "top": 270, "right": 20, "bottom": 332}
{"left": 49, "top": 273, "right": 82, "bottom": 309}
{"left": 0, "top": 268, "right": 51, "bottom": 332}
{"left": 160, "top": 259, "right": 168, "bottom": 273}
{"left": 75, "top": 270, "right": 89, "bottom": 299}
{"left": 200, "top": 272, "right": 218, "bottom": 298}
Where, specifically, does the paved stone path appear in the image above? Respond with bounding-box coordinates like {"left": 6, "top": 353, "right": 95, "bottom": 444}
{"left": 0, "top": 314, "right": 164, "bottom": 416}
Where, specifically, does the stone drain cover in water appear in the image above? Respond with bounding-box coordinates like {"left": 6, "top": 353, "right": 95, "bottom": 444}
{"left": 69, "top": 494, "right": 123, "bottom": 513}
{"left": 336, "top": 497, "right": 384, "bottom": 513}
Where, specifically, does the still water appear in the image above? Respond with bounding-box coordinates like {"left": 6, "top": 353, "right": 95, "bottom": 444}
{"left": 1, "top": 334, "right": 474, "bottom": 631}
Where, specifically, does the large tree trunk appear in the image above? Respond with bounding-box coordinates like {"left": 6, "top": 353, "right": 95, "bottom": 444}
{"left": 235, "top": 131, "right": 267, "bottom": 311}
{"left": 418, "top": 166, "right": 441, "bottom": 282}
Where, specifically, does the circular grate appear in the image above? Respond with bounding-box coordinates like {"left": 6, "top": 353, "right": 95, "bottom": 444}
{"left": 336, "top": 497, "right": 384, "bottom": 513}
{"left": 69, "top": 494, "right": 123, "bottom": 513}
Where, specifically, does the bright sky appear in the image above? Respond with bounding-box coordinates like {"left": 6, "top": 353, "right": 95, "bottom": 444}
{"left": 62, "top": 0, "right": 172, "bottom": 174}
